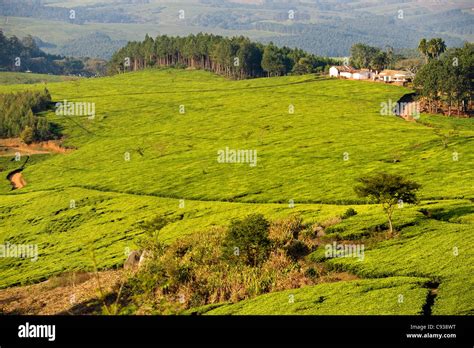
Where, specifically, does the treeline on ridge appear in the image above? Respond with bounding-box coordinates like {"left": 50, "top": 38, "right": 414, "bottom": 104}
{"left": 0, "top": 89, "right": 56, "bottom": 144}
{"left": 108, "top": 33, "right": 338, "bottom": 78}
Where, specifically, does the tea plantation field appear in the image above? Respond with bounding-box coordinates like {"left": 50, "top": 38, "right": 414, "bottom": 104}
{"left": 0, "top": 69, "right": 472, "bottom": 315}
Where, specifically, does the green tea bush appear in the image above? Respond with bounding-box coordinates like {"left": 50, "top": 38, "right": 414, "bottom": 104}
{"left": 341, "top": 207, "right": 358, "bottom": 219}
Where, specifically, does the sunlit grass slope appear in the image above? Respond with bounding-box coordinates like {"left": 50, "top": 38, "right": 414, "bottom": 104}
{"left": 0, "top": 69, "right": 472, "bottom": 202}
{"left": 0, "top": 69, "right": 472, "bottom": 315}
{"left": 193, "top": 277, "right": 430, "bottom": 315}
{"left": 0, "top": 186, "right": 363, "bottom": 288}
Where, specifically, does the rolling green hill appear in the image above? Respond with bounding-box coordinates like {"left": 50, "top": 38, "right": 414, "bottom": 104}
{"left": 0, "top": 69, "right": 472, "bottom": 315}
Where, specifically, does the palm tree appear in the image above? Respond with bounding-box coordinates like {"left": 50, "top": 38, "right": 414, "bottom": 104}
{"left": 428, "top": 38, "right": 446, "bottom": 59}
{"left": 418, "top": 38, "right": 429, "bottom": 63}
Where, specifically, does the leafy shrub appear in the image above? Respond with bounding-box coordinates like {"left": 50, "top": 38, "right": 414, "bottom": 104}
{"left": 223, "top": 214, "right": 271, "bottom": 267}
{"left": 119, "top": 215, "right": 324, "bottom": 313}
{"left": 304, "top": 267, "right": 319, "bottom": 279}
{"left": 285, "top": 239, "right": 310, "bottom": 261}
{"left": 20, "top": 126, "right": 34, "bottom": 144}
{"left": 136, "top": 216, "right": 170, "bottom": 256}
{"left": 0, "top": 89, "right": 55, "bottom": 142}
{"left": 341, "top": 207, "right": 358, "bottom": 219}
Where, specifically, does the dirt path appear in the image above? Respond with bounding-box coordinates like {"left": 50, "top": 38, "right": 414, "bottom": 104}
{"left": 0, "top": 270, "right": 123, "bottom": 315}
{"left": 1, "top": 139, "right": 72, "bottom": 190}
{"left": 8, "top": 171, "right": 26, "bottom": 189}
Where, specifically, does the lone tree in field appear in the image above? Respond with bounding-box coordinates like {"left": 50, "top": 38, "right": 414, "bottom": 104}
{"left": 354, "top": 173, "right": 421, "bottom": 234}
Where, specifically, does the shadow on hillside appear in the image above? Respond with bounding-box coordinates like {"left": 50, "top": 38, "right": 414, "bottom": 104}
{"left": 57, "top": 293, "right": 119, "bottom": 315}
{"left": 419, "top": 205, "right": 473, "bottom": 223}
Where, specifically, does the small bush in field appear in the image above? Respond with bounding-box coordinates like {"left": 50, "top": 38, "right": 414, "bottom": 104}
{"left": 285, "top": 240, "right": 310, "bottom": 261}
{"left": 341, "top": 207, "right": 358, "bottom": 219}
{"left": 304, "top": 267, "right": 319, "bottom": 279}
{"left": 223, "top": 214, "right": 271, "bottom": 267}
{"left": 20, "top": 126, "right": 34, "bottom": 144}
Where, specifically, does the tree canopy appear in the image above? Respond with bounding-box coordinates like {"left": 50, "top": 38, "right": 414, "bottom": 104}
{"left": 355, "top": 173, "right": 421, "bottom": 234}
{"left": 0, "top": 89, "right": 55, "bottom": 143}
{"left": 108, "top": 33, "right": 337, "bottom": 79}
{"left": 418, "top": 38, "right": 447, "bottom": 62}
{"left": 349, "top": 43, "right": 390, "bottom": 70}
{"left": 414, "top": 42, "right": 472, "bottom": 115}
{"left": 223, "top": 214, "right": 271, "bottom": 267}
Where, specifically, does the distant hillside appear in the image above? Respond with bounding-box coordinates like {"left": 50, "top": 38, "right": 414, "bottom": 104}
{"left": 58, "top": 32, "right": 127, "bottom": 60}
{"left": 0, "top": 0, "right": 471, "bottom": 59}
{"left": 256, "top": 14, "right": 467, "bottom": 56}
{"left": 0, "top": 31, "right": 106, "bottom": 76}
{"left": 0, "top": 0, "right": 138, "bottom": 24}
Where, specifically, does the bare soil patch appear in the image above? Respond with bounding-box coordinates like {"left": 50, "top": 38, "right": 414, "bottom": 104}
{"left": 0, "top": 138, "right": 72, "bottom": 157}
{"left": 7, "top": 171, "right": 26, "bottom": 189}
{"left": 0, "top": 270, "right": 123, "bottom": 315}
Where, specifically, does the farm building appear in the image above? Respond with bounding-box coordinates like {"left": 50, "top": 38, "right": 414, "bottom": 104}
{"left": 329, "top": 66, "right": 356, "bottom": 79}
{"left": 377, "top": 70, "right": 414, "bottom": 83}
{"left": 352, "top": 69, "right": 373, "bottom": 80}
{"left": 329, "top": 66, "right": 413, "bottom": 85}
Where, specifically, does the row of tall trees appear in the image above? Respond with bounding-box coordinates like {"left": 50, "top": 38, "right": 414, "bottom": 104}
{"left": 108, "top": 33, "right": 337, "bottom": 78}
{"left": 414, "top": 42, "right": 473, "bottom": 115}
{"left": 0, "top": 89, "right": 54, "bottom": 143}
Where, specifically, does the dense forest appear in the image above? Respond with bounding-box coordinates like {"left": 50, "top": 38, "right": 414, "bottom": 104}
{"left": 0, "top": 89, "right": 55, "bottom": 144}
{"left": 0, "top": 31, "right": 105, "bottom": 76}
{"left": 108, "top": 33, "right": 337, "bottom": 78}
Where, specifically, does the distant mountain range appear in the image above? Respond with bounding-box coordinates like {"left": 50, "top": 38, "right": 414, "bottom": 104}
{"left": 0, "top": 0, "right": 472, "bottom": 59}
